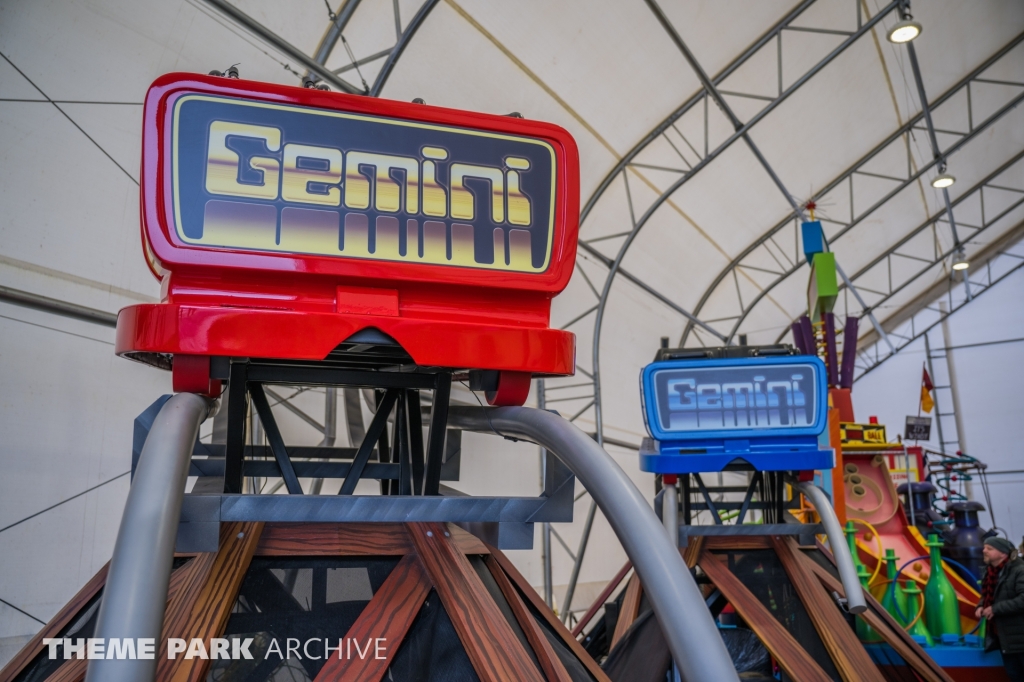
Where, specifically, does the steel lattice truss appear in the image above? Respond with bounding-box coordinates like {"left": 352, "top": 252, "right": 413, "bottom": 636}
{"left": 542, "top": 3, "right": 1024, "bottom": 447}
{"left": 855, "top": 240, "right": 1024, "bottom": 380}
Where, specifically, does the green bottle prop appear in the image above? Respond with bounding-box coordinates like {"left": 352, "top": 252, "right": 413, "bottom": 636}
{"left": 881, "top": 549, "right": 910, "bottom": 626}
{"left": 845, "top": 521, "right": 867, "bottom": 575}
{"left": 856, "top": 564, "right": 883, "bottom": 643}
{"left": 924, "top": 534, "right": 962, "bottom": 638}
{"left": 903, "top": 581, "right": 935, "bottom": 647}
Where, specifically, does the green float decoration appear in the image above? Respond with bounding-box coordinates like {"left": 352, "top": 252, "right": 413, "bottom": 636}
{"left": 856, "top": 564, "right": 883, "bottom": 642}
{"left": 924, "top": 534, "right": 962, "bottom": 638}
{"left": 881, "top": 548, "right": 910, "bottom": 626}
{"left": 903, "top": 580, "right": 935, "bottom": 647}
{"left": 845, "top": 521, "right": 867, "bottom": 575}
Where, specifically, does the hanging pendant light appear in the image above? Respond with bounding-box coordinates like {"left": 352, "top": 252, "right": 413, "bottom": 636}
{"left": 951, "top": 247, "right": 969, "bottom": 271}
{"left": 887, "top": 18, "right": 922, "bottom": 44}
{"left": 931, "top": 172, "right": 956, "bottom": 189}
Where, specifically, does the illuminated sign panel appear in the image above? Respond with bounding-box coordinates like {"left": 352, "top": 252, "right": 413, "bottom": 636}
{"left": 641, "top": 356, "right": 828, "bottom": 442}
{"left": 171, "top": 95, "right": 557, "bottom": 273}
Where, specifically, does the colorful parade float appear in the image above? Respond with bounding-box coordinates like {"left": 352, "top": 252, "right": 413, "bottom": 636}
{"left": 574, "top": 218, "right": 1006, "bottom": 682}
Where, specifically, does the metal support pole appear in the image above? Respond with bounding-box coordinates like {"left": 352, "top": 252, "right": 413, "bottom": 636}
{"left": 448, "top": 406, "right": 739, "bottom": 682}
{"left": 0, "top": 284, "right": 118, "bottom": 328}
{"left": 86, "top": 393, "right": 212, "bottom": 682}
{"left": 906, "top": 38, "right": 966, "bottom": 259}
{"left": 561, "top": 501, "right": 597, "bottom": 624}
{"left": 645, "top": 0, "right": 802, "bottom": 216}
{"left": 924, "top": 333, "right": 946, "bottom": 452}
{"left": 939, "top": 302, "right": 971, "bottom": 503}
{"left": 662, "top": 478, "right": 678, "bottom": 544}
{"left": 793, "top": 479, "right": 867, "bottom": 613}
{"left": 537, "top": 378, "right": 554, "bottom": 608}
{"left": 310, "top": 387, "right": 337, "bottom": 495}
{"left": 836, "top": 262, "right": 896, "bottom": 354}
{"left": 202, "top": 0, "right": 363, "bottom": 94}
{"left": 306, "top": 0, "right": 362, "bottom": 80}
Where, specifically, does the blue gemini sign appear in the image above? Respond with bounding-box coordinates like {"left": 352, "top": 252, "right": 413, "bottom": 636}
{"left": 640, "top": 356, "right": 833, "bottom": 473}
{"left": 644, "top": 358, "right": 825, "bottom": 440}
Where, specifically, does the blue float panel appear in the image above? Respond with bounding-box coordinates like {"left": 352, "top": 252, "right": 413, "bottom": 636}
{"left": 640, "top": 355, "right": 834, "bottom": 474}
{"left": 801, "top": 220, "right": 825, "bottom": 263}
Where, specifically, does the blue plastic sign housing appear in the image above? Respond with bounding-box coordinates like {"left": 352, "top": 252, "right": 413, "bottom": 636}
{"left": 640, "top": 355, "right": 834, "bottom": 474}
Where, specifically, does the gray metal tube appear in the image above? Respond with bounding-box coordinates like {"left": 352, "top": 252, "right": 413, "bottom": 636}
{"left": 795, "top": 480, "right": 867, "bottom": 614}
{"left": 86, "top": 393, "right": 213, "bottom": 682}
{"left": 663, "top": 482, "right": 678, "bottom": 545}
{"left": 448, "top": 406, "right": 738, "bottom": 682}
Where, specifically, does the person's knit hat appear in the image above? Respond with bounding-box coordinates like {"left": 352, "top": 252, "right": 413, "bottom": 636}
{"left": 984, "top": 536, "right": 1016, "bottom": 555}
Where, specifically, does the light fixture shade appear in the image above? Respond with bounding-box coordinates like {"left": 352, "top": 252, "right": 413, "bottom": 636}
{"left": 951, "top": 248, "right": 969, "bottom": 271}
{"left": 887, "top": 19, "right": 922, "bottom": 43}
{"left": 931, "top": 173, "right": 956, "bottom": 189}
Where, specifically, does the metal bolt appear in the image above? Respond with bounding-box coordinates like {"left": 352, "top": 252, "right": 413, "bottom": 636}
{"left": 444, "top": 532, "right": 450, "bottom": 537}
{"left": 426, "top": 531, "right": 433, "bottom": 537}
{"left": 237, "top": 532, "right": 244, "bottom": 539}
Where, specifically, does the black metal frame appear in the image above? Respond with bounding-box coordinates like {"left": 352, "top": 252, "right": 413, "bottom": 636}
{"left": 678, "top": 469, "right": 798, "bottom": 526}
{"left": 129, "top": 353, "right": 574, "bottom": 552}
{"left": 223, "top": 360, "right": 452, "bottom": 497}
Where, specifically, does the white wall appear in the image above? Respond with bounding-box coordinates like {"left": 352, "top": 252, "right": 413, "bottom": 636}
{"left": 853, "top": 266, "right": 1024, "bottom": 544}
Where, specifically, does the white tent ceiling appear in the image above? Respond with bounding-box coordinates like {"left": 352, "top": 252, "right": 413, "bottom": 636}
{"left": 3, "top": 0, "right": 1022, "bottom": 443}
{"left": 1, "top": 0, "right": 1023, "bottom": 624}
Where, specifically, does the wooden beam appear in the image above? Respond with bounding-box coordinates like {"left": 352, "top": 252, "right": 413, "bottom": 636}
{"left": 0, "top": 563, "right": 108, "bottom": 682}
{"left": 570, "top": 561, "right": 631, "bottom": 638}
{"left": 682, "top": 536, "right": 704, "bottom": 567}
{"left": 156, "top": 552, "right": 221, "bottom": 667}
{"left": 449, "top": 524, "right": 490, "bottom": 554}
{"left": 162, "top": 521, "right": 263, "bottom": 682}
{"left": 256, "top": 522, "right": 412, "bottom": 555}
{"left": 699, "top": 549, "right": 832, "bottom": 682}
{"left": 771, "top": 537, "right": 880, "bottom": 682}
{"left": 802, "top": 550, "right": 953, "bottom": 682}
{"left": 314, "top": 553, "right": 432, "bottom": 682}
{"left": 44, "top": 556, "right": 201, "bottom": 682}
{"left": 408, "top": 522, "right": 544, "bottom": 682}
{"left": 703, "top": 535, "right": 770, "bottom": 550}
{"left": 485, "top": 543, "right": 612, "bottom": 682}
{"left": 609, "top": 573, "right": 642, "bottom": 649}
{"left": 483, "top": 555, "right": 574, "bottom": 682}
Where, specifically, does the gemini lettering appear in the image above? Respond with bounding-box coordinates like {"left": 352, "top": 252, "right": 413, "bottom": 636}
{"left": 189, "top": 118, "right": 546, "bottom": 272}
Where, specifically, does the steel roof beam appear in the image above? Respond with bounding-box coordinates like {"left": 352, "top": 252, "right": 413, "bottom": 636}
{"left": 579, "top": 0, "right": 818, "bottom": 225}
{"left": 771, "top": 148, "right": 1024, "bottom": 347}
{"left": 716, "top": 89, "right": 1024, "bottom": 344}
{"left": 855, "top": 219, "right": 1024, "bottom": 355}
{"left": 853, "top": 229, "right": 1024, "bottom": 380}
{"left": 682, "top": 30, "right": 1024, "bottom": 344}
{"left": 648, "top": 0, "right": 894, "bottom": 352}
{"left": 586, "top": 0, "right": 898, "bottom": 454}
{"left": 369, "top": 0, "right": 442, "bottom": 97}
{"left": 907, "top": 36, "right": 963, "bottom": 249}
{"left": 583, "top": 0, "right": 900, "bottom": 362}
{"left": 307, "top": 0, "right": 362, "bottom": 80}
{"left": 645, "top": 0, "right": 805, "bottom": 217}
{"left": 202, "top": 0, "right": 364, "bottom": 94}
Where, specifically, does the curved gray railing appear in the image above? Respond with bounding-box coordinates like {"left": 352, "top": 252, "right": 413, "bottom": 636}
{"left": 448, "top": 405, "right": 739, "bottom": 682}
{"left": 794, "top": 479, "right": 866, "bottom": 614}
{"left": 86, "top": 393, "right": 213, "bottom": 682}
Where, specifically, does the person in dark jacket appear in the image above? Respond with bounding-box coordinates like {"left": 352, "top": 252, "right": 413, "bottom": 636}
{"left": 976, "top": 536, "right": 1024, "bottom": 681}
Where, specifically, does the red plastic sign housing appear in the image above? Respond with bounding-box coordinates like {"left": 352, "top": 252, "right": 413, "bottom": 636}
{"left": 117, "top": 74, "right": 580, "bottom": 375}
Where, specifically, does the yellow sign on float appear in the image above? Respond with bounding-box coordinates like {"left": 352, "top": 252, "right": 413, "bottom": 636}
{"left": 172, "top": 95, "right": 557, "bottom": 274}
